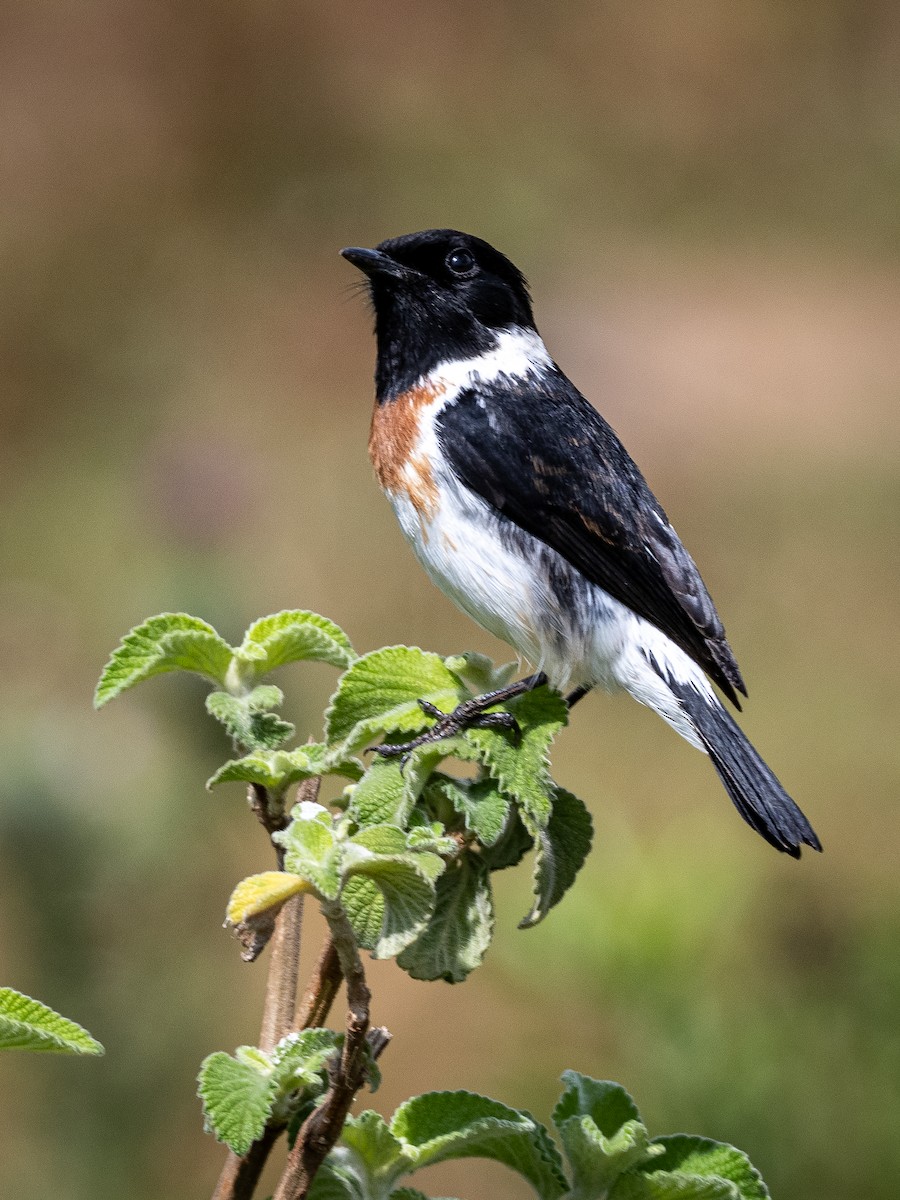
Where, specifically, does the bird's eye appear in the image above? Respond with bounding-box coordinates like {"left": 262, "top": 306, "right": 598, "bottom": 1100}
{"left": 446, "top": 247, "right": 476, "bottom": 276}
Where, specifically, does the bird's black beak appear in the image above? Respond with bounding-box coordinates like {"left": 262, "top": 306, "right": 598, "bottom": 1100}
{"left": 340, "top": 246, "right": 416, "bottom": 281}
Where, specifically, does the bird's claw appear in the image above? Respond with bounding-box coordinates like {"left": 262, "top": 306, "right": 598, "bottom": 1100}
{"left": 374, "top": 696, "right": 521, "bottom": 761}
{"left": 468, "top": 709, "right": 522, "bottom": 743}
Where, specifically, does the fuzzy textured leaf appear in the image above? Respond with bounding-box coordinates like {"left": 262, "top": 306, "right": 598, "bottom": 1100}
{"left": 390, "top": 1090, "right": 567, "bottom": 1198}
{"left": 345, "top": 825, "right": 445, "bottom": 882}
{"left": 554, "top": 1072, "right": 642, "bottom": 1138}
{"left": 0, "top": 988, "right": 103, "bottom": 1055}
{"left": 340, "top": 830, "right": 441, "bottom": 958}
{"left": 325, "top": 647, "right": 465, "bottom": 753}
{"left": 94, "top": 613, "right": 234, "bottom": 706}
{"left": 310, "top": 1077, "right": 768, "bottom": 1200}
{"left": 464, "top": 686, "right": 567, "bottom": 828}
{"left": 520, "top": 787, "right": 593, "bottom": 929}
{"left": 198, "top": 1049, "right": 276, "bottom": 1155}
{"left": 343, "top": 1109, "right": 408, "bottom": 1175}
{"left": 207, "top": 744, "right": 362, "bottom": 795}
{"left": 340, "top": 871, "right": 434, "bottom": 959}
{"left": 449, "top": 777, "right": 511, "bottom": 847}
{"left": 206, "top": 687, "right": 295, "bottom": 751}
{"left": 238, "top": 610, "right": 356, "bottom": 676}
{"left": 552, "top": 1073, "right": 660, "bottom": 1198}
{"left": 613, "top": 1136, "right": 770, "bottom": 1200}
{"left": 397, "top": 853, "right": 494, "bottom": 982}
{"left": 348, "top": 756, "right": 413, "bottom": 827}
{"left": 404, "top": 821, "right": 457, "bottom": 857}
{"left": 271, "top": 1028, "right": 342, "bottom": 1097}
{"left": 349, "top": 745, "right": 473, "bottom": 829}
{"left": 444, "top": 651, "right": 517, "bottom": 694}
{"left": 563, "top": 1116, "right": 660, "bottom": 1197}
{"left": 273, "top": 804, "right": 342, "bottom": 899}
{"left": 480, "top": 807, "right": 535, "bottom": 873}
{"left": 306, "top": 1160, "right": 362, "bottom": 1200}
{"left": 613, "top": 1175, "right": 738, "bottom": 1200}
{"left": 226, "top": 871, "right": 311, "bottom": 926}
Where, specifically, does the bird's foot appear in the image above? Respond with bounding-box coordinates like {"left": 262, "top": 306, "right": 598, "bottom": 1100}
{"left": 375, "top": 672, "right": 548, "bottom": 764}
{"left": 376, "top": 696, "right": 521, "bottom": 763}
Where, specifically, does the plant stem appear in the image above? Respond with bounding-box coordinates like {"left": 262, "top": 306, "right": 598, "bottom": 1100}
{"left": 211, "top": 1124, "right": 283, "bottom": 1200}
{"left": 259, "top": 893, "right": 305, "bottom": 1053}
{"left": 214, "top": 931, "right": 346, "bottom": 1200}
{"left": 249, "top": 782, "right": 289, "bottom": 850}
{"left": 256, "top": 772, "right": 324, "bottom": 1049}
{"left": 294, "top": 935, "right": 342, "bottom": 1031}
{"left": 272, "top": 906, "right": 373, "bottom": 1200}
{"left": 211, "top": 897, "right": 300, "bottom": 1200}
{"left": 212, "top": 777, "right": 321, "bottom": 1200}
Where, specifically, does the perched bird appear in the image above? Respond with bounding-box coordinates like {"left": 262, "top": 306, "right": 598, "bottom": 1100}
{"left": 341, "top": 229, "right": 820, "bottom": 857}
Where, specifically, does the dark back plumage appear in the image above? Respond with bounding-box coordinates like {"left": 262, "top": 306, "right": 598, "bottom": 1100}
{"left": 435, "top": 368, "right": 747, "bottom": 706}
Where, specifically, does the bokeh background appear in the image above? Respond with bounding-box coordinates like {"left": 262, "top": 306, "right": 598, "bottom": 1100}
{"left": 1, "top": 3, "right": 898, "bottom": 1197}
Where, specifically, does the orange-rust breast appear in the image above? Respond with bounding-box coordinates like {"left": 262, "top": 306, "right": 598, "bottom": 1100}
{"left": 368, "top": 382, "right": 441, "bottom": 520}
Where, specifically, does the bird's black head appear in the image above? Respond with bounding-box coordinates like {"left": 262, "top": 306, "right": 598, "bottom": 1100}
{"left": 341, "top": 229, "right": 536, "bottom": 400}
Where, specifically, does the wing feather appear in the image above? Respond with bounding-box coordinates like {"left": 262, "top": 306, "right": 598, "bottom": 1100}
{"left": 435, "top": 372, "right": 746, "bottom": 705}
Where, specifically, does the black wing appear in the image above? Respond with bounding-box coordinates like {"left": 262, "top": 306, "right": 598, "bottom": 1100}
{"left": 436, "top": 371, "right": 747, "bottom": 705}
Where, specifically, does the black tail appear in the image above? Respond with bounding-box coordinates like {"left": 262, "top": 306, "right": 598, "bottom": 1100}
{"left": 667, "top": 678, "right": 821, "bottom": 857}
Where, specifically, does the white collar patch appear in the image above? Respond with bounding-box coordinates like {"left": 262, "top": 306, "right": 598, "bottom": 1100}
{"left": 425, "top": 327, "right": 551, "bottom": 395}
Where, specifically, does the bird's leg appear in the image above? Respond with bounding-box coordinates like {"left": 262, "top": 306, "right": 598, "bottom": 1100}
{"left": 565, "top": 683, "right": 593, "bottom": 708}
{"left": 376, "top": 672, "right": 549, "bottom": 760}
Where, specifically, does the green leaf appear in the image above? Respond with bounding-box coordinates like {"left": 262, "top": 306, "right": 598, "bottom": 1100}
{"left": 340, "top": 868, "right": 434, "bottom": 959}
{"left": 342, "top": 1108, "right": 409, "bottom": 1176}
{"left": 612, "top": 1175, "right": 738, "bottom": 1200}
{"left": 325, "top": 647, "right": 465, "bottom": 753}
{"left": 206, "top": 686, "right": 295, "bottom": 751}
{"left": 399, "top": 740, "right": 478, "bottom": 813}
{"left": 422, "top": 772, "right": 471, "bottom": 825}
{"left": 306, "top": 1160, "right": 358, "bottom": 1200}
{"left": 347, "top": 822, "right": 408, "bottom": 856}
{"left": 397, "top": 852, "right": 494, "bottom": 982}
{"left": 465, "top": 687, "right": 567, "bottom": 828}
{"left": 348, "top": 756, "right": 413, "bottom": 827}
{"left": 404, "top": 822, "right": 457, "bottom": 857}
{"left": 346, "top": 825, "right": 446, "bottom": 882}
{"left": 340, "top": 826, "right": 443, "bottom": 958}
{"left": 270, "top": 1028, "right": 341, "bottom": 1102}
{"left": 94, "top": 613, "right": 234, "bottom": 706}
{"left": 444, "top": 651, "right": 517, "bottom": 693}
{"left": 238, "top": 610, "right": 356, "bottom": 677}
{"left": 480, "top": 807, "right": 534, "bottom": 873}
{"left": 390, "top": 1090, "right": 568, "bottom": 1199}
{"left": 612, "top": 1136, "right": 770, "bottom": 1200}
{"left": 317, "top": 1092, "right": 565, "bottom": 1199}
{"left": 0, "top": 988, "right": 103, "bottom": 1055}
{"left": 520, "top": 787, "right": 593, "bottom": 929}
{"left": 349, "top": 742, "right": 471, "bottom": 829}
{"left": 273, "top": 804, "right": 342, "bottom": 900}
{"left": 308, "top": 1111, "right": 410, "bottom": 1199}
{"left": 554, "top": 1072, "right": 642, "bottom": 1137}
{"left": 448, "top": 777, "right": 511, "bottom": 847}
{"left": 552, "top": 1073, "right": 660, "bottom": 1198}
{"left": 207, "top": 744, "right": 362, "bottom": 796}
{"left": 197, "top": 1048, "right": 276, "bottom": 1155}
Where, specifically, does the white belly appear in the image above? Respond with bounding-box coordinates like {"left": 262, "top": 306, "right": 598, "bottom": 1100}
{"left": 386, "top": 467, "right": 712, "bottom": 751}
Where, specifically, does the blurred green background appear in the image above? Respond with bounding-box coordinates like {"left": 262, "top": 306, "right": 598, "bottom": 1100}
{"left": 1, "top": 2, "right": 898, "bottom": 1197}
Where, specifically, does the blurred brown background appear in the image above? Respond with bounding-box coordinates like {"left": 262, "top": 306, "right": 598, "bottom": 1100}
{"left": 1, "top": 2, "right": 898, "bottom": 1197}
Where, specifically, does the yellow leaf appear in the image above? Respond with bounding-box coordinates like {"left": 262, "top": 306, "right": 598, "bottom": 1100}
{"left": 226, "top": 871, "right": 311, "bottom": 925}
